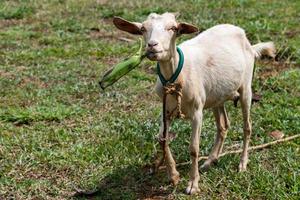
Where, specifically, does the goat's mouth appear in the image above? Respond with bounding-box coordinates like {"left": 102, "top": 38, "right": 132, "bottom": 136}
{"left": 146, "top": 50, "right": 163, "bottom": 60}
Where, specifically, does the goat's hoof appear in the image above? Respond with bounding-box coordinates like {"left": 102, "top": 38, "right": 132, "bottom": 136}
{"left": 200, "top": 158, "right": 217, "bottom": 172}
{"left": 185, "top": 182, "right": 200, "bottom": 195}
{"left": 238, "top": 162, "right": 247, "bottom": 172}
{"left": 171, "top": 172, "right": 180, "bottom": 186}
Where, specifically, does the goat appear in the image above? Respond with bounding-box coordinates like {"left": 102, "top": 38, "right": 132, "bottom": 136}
{"left": 113, "top": 12, "right": 275, "bottom": 194}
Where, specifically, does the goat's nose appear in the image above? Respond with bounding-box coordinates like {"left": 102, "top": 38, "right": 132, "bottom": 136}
{"left": 148, "top": 40, "right": 158, "bottom": 48}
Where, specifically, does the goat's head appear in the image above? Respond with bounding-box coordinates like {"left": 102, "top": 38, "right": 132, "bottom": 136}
{"left": 113, "top": 12, "right": 198, "bottom": 61}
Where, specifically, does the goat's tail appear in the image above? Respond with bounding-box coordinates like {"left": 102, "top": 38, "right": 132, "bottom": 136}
{"left": 252, "top": 42, "right": 276, "bottom": 59}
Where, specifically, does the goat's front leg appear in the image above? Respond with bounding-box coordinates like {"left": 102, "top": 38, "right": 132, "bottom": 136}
{"left": 186, "top": 110, "right": 203, "bottom": 195}
{"left": 154, "top": 114, "right": 180, "bottom": 185}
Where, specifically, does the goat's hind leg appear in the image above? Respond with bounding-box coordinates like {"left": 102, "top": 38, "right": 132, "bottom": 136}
{"left": 239, "top": 87, "right": 252, "bottom": 172}
{"left": 201, "top": 105, "right": 229, "bottom": 171}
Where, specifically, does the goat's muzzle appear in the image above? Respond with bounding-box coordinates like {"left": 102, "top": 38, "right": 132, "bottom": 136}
{"left": 146, "top": 50, "right": 162, "bottom": 60}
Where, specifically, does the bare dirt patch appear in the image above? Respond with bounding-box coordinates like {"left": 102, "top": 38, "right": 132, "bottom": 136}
{"left": 257, "top": 60, "right": 297, "bottom": 79}
{"left": 0, "top": 18, "right": 32, "bottom": 29}
{"left": 284, "top": 29, "right": 300, "bottom": 39}
{"left": 0, "top": 19, "right": 22, "bottom": 28}
{"left": 0, "top": 70, "right": 15, "bottom": 79}
{"left": 18, "top": 76, "right": 48, "bottom": 88}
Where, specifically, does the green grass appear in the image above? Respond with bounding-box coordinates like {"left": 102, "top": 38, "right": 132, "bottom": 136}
{"left": 0, "top": 0, "right": 299, "bottom": 199}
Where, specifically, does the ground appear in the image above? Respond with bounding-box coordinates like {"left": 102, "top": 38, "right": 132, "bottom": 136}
{"left": 0, "top": 0, "right": 299, "bottom": 199}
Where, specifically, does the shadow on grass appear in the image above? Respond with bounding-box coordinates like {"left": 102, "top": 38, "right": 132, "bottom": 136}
{"left": 73, "top": 164, "right": 176, "bottom": 200}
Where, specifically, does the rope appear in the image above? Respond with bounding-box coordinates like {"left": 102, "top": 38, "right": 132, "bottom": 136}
{"left": 153, "top": 82, "right": 184, "bottom": 171}
{"left": 163, "top": 83, "right": 185, "bottom": 119}
{"left": 161, "top": 82, "right": 184, "bottom": 140}
{"left": 158, "top": 133, "right": 300, "bottom": 170}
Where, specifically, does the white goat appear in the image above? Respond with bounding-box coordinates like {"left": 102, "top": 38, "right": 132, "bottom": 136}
{"left": 113, "top": 12, "right": 275, "bottom": 194}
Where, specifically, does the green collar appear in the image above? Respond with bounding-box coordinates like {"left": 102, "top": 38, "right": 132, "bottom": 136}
{"left": 156, "top": 47, "right": 184, "bottom": 86}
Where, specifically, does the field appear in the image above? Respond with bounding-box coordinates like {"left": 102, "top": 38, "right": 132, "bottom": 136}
{"left": 0, "top": 0, "right": 299, "bottom": 199}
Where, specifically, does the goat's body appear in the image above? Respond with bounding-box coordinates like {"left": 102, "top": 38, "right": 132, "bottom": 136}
{"left": 156, "top": 24, "right": 255, "bottom": 117}
{"left": 154, "top": 24, "right": 274, "bottom": 194}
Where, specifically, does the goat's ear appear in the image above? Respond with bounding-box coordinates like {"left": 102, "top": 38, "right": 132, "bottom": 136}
{"left": 113, "top": 17, "right": 142, "bottom": 35}
{"left": 177, "top": 23, "right": 199, "bottom": 35}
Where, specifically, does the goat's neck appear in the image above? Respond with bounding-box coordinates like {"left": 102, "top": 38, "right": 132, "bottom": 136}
{"left": 157, "top": 45, "right": 179, "bottom": 81}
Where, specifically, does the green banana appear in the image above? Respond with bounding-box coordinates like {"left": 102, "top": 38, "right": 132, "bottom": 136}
{"left": 99, "top": 38, "right": 146, "bottom": 89}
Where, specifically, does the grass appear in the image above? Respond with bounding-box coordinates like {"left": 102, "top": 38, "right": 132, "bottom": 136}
{"left": 0, "top": 0, "right": 299, "bottom": 199}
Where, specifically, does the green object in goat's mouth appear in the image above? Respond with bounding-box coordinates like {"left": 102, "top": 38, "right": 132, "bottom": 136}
{"left": 99, "top": 38, "right": 146, "bottom": 89}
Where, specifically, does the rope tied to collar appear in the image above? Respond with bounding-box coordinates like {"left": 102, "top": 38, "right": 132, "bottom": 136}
{"left": 163, "top": 83, "right": 185, "bottom": 120}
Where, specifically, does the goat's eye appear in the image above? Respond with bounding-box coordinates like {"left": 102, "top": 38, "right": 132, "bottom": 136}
{"left": 141, "top": 26, "right": 146, "bottom": 32}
